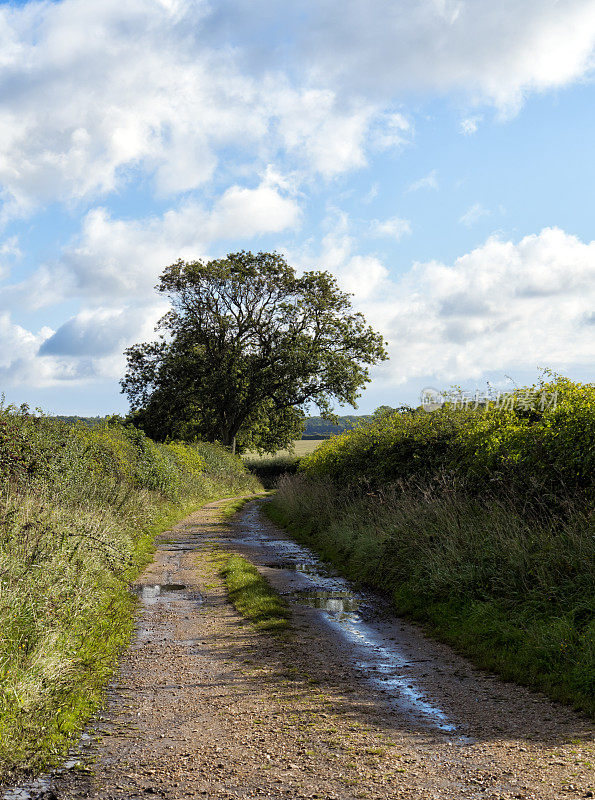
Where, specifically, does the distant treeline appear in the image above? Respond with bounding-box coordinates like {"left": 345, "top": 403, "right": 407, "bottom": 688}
{"left": 50, "top": 415, "right": 107, "bottom": 426}
{"left": 51, "top": 414, "right": 377, "bottom": 440}
{"left": 301, "top": 415, "right": 372, "bottom": 438}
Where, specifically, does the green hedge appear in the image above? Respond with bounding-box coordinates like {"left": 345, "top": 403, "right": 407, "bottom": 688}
{"left": 301, "top": 376, "right": 595, "bottom": 501}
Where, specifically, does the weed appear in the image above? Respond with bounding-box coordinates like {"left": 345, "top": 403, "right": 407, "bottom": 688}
{"left": 221, "top": 555, "right": 290, "bottom": 632}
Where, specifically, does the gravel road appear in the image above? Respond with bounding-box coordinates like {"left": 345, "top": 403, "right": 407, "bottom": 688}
{"left": 9, "top": 497, "right": 593, "bottom": 800}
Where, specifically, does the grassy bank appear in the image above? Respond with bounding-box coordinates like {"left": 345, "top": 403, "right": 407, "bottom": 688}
{"left": 0, "top": 405, "right": 260, "bottom": 780}
{"left": 269, "top": 376, "right": 595, "bottom": 717}
{"left": 221, "top": 554, "right": 289, "bottom": 632}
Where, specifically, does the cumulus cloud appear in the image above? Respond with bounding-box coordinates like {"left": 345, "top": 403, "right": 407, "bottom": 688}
{"left": 379, "top": 227, "right": 595, "bottom": 383}
{"left": 0, "top": 1, "right": 381, "bottom": 219}
{"left": 2, "top": 0, "right": 595, "bottom": 221}
{"left": 16, "top": 170, "right": 301, "bottom": 304}
{"left": 3, "top": 0, "right": 595, "bottom": 399}
{"left": 203, "top": 171, "right": 301, "bottom": 239}
{"left": 301, "top": 0, "right": 595, "bottom": 113}
{"left": 0, "top": 311, "right": 57, "bottom": 385}
{"left": 291, "top": 222, "right": 595, "bottom": 386}
{"left": 5, "top": 225, "right": 594, "bottom": 390}
{"left": 287, "top": 210, "right": 392, "bottom": 302}
{"left": 1, "top": 303, "right": 166, "bottom": 388}
{"left": 38, "top": 306, "right": 163, "bottom": 358}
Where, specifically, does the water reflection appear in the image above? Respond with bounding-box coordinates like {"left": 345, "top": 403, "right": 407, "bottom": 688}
{"left": 236, "top": 502, "right": 461, "bottom": 735}
{"left": 291, "top": 589, "right": 359, "bottom": 614}
{"left": 139, "top": 583, "right": 188, "bottom": 604}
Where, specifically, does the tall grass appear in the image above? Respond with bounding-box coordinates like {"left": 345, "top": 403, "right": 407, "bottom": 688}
{"left": 269, "top": 376, "right": 595, "bottom": 717}
{"left": 0, "top": 405, "right": 260, "bottom": 779}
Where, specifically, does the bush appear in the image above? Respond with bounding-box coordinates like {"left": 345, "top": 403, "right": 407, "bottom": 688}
{"left": 301, "top": 376, "right": 595, "bottom": 503}
{"left": 242, "top": 454, "right": 300, "bottom": 489}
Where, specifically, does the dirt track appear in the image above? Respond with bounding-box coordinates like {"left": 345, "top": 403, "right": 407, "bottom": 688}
{"left": 20, "top": 498, "right": 594, "bottom": 800}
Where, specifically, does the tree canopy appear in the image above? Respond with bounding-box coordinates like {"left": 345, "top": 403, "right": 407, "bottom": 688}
{"left": 121, "top": 251, "right": 387, "bottom": 452}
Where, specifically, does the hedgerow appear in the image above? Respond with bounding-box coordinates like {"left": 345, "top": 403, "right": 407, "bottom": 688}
{"left": 0, "top": 404, "right": 260, "bottom": 779}
{"left": 301, "top": 375, "right": 595, "bottom": 501}
{"left": 271, "top": 374, "right": 595, "bottom": 716}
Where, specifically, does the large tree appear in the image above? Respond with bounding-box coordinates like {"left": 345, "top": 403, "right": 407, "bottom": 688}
{"left": 121, "top": 251, "right": 387, "bottom": 452}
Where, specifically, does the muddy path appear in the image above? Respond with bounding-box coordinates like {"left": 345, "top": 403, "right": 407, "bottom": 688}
{"left": 7, "top": 498, "right": 593, "bottom": 800}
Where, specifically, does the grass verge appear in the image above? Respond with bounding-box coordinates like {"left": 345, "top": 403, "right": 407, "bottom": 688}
{"left": 221, "top": 554, "right": 289, "bottom": 632}
{"left": 268, "top": 477, "right": 595, "bottom": 718}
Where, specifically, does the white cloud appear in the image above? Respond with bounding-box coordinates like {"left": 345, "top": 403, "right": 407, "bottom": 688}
{"left": 38, "top": 306, "right": 163, "bottom": 358}
{"left": 4, "top": 0, "right": 595, "bottom": 398}
{"left": 370, "top": 112, "right": 413, "bottom": 151}
{"left": 16, "top": 171, "right": 301, "bottom": 304}
{"left": 459, "top": 203, "right": 491, "bottom": 226}
{"left": 0, "top": 303, "right": 166, "bottom": 388}
{"left": 203, "top": 170, "right": 301, "bottom": 239}
{"left": 2, "top": 0, "right": 595, "bottom": 221}
{"left": 407, "top": 170, "right": 439, "bottom": 192}
{"left": 0, "top": 311, "right": 56, "bottom": 385}
{"left": 376, "top": 227, "right": 595, "bottom": 383}
{"left": 301, "top": 0, "right": 595, "bottom": 114}
{"left": 0, "top": 236, "right": 21, "bottom": 279}
{"left": 460, "top": 116, "right": 482, "bottom": 135}
{"left": 370, "top": 217, "right": 412, "bottom": 240}
{"left": 0, "top": 170, "right": 298, "bottom": 383}
{"left": 0, "top": 1, "right": 381, "bottom": 219}
{"left": 268, "top": 83, "right": 375, "bottom": 177}
{"left": 5, "top": 226, "right": 595, "bottom": 390}
{"left": 290, "top": 222, "right": 595, "bottom": 387}
{"left": 287, "top": 210, "right": 392, "bottom": 302}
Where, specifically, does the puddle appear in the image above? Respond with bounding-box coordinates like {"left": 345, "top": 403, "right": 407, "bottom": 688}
{"left": 137, "top": 583, "right": 202, "bottom": 606}
{"left": 234, "top": 502, "right": 464, "bottom": 737}
{"left": 264, "top": 560, "right": 336, "bottom": 576}
{"left": 2, "top": 778, "right": 55, "bottom": 800}
{"left": 291, "top": 589, "right": 359, "bottom": 614}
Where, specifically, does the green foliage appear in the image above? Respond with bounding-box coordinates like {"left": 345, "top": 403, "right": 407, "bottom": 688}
{"left": 221, "top": 554, "right": 289, "bottom": 632}
{"left": 301, "top": 376, "right": 595, "bottom": 501}
{"left": 122, "top": 250, "right": 387, "bottom": 452}
{"left": 0, "top": 406, "right": 260, "bottom": 779}
{"left": 242, "top": 454, "right": 301, "bottom": 489}
{"left": 271, "top": 375, "right": 595, "bottom": 716}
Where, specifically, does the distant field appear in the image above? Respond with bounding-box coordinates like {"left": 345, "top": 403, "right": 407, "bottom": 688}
{"left": 244, "top": 439, "right": 324, "bottom": 460}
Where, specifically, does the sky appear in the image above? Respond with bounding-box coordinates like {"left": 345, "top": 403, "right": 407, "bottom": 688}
{"left": 1, "top": 0, "right": 594, "bottom": 416}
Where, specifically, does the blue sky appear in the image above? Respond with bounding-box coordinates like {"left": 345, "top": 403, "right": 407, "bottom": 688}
{"left": 1, "top": 0, "right": 594, "bottom": 415}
